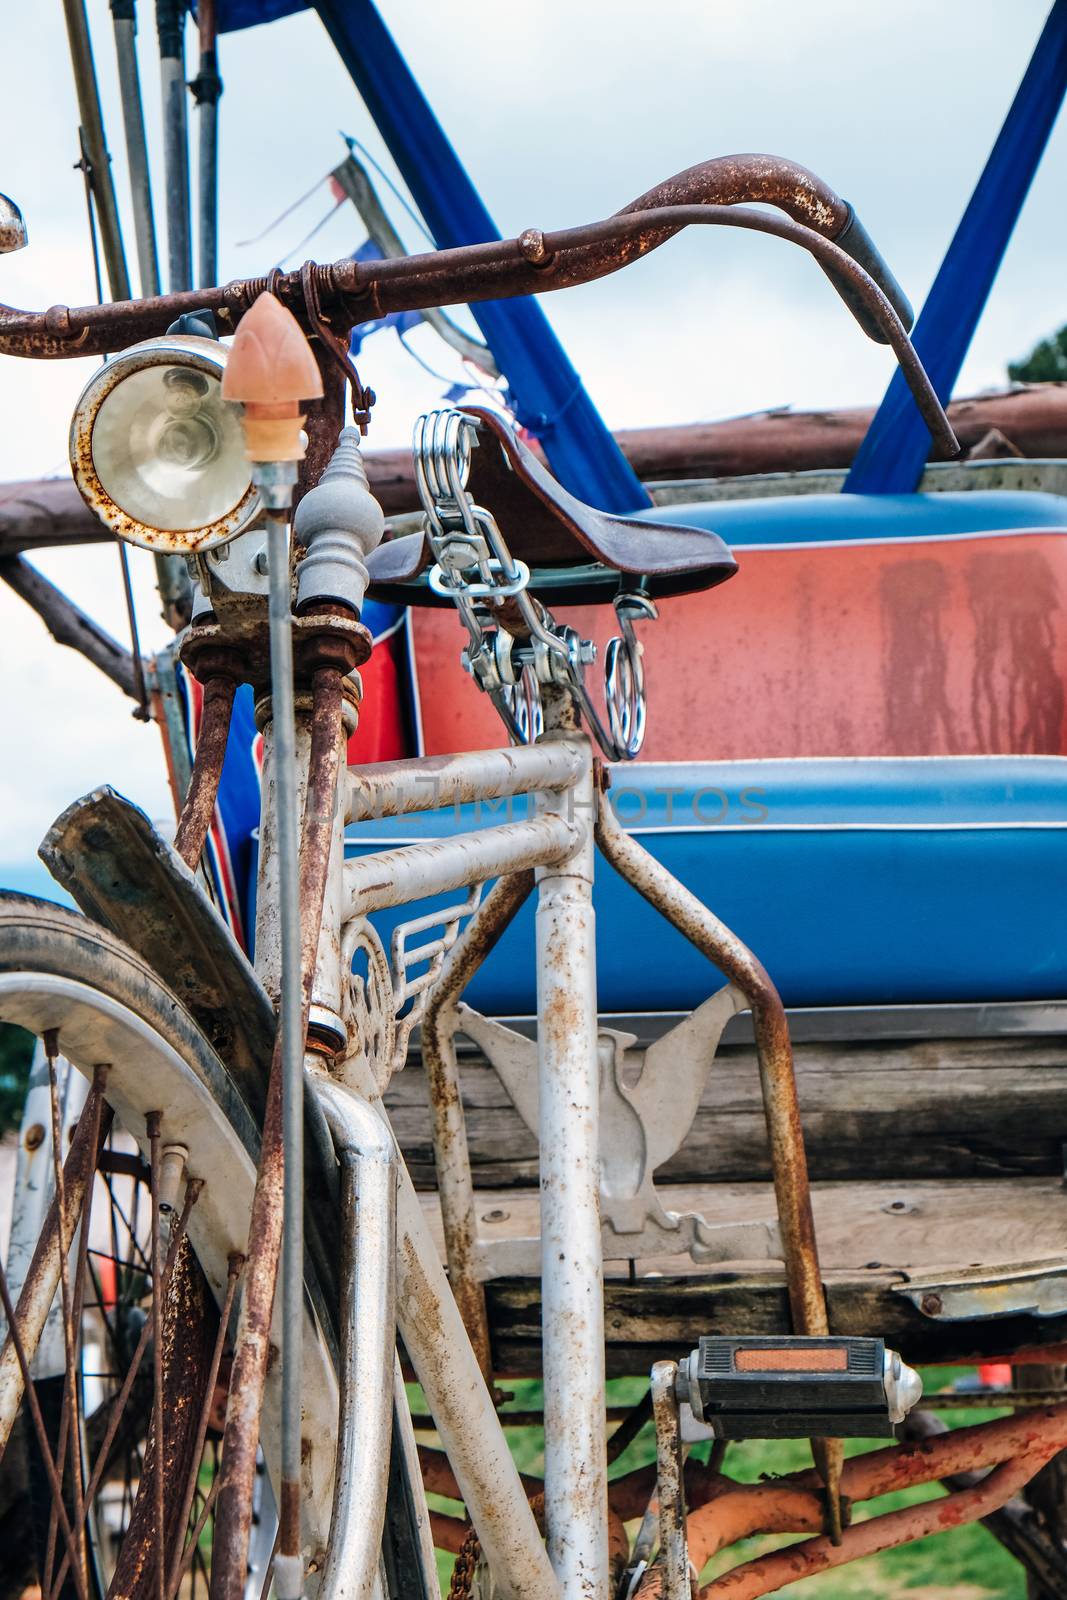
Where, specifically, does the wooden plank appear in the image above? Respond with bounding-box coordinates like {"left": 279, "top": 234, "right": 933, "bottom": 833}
{"left": 415, "top": 1175, "right": 1067, "bottom": 1372}
{"left": 387, "top": 1035, "right": 1067, "bottom": 1189}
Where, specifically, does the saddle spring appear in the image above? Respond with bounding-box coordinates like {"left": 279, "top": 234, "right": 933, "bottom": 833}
{"left": 412, "top": 407, "right": 655, "bottom": 760}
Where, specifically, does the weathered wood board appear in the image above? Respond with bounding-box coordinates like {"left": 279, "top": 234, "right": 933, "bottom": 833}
{"left": 413, "top": 1176, "right": 1067, "bottom": 1373}
{"left": 387, "top": 1034, "right": 1067, "bottom": 1188}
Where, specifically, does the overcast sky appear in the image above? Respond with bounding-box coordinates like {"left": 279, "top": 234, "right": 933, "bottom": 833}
{"left": 1, "top": 0, "right": 1064, "bottom": 897}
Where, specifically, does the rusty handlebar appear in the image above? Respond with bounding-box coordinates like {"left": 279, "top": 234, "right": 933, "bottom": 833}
{"left": 0, "top": 155, "right": 957, "bottom": 458}
{"left": 622, "top": 152, "right": 914, "bottom": 341}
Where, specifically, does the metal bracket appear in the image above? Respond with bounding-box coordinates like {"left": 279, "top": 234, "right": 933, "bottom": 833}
{"left": 453, "top": 987, "right": 783, "bottom": 1272}
{"left": 895, "top": 1260, "right": 1067, "bottom": 1321}
{"left": 343, "top": 886, "right": 484, "bottom": 1091}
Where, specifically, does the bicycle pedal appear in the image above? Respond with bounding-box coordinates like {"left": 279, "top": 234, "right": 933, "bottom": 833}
{"left": 676, "top": 1335, "right": 922, "bottom": 1440}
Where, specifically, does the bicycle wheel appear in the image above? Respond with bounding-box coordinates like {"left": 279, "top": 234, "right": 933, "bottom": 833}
{"left": 0, "top": 892, "right": 383, "bottom": 1597}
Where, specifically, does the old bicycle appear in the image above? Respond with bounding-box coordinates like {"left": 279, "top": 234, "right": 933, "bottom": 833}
{"left": 2, "top": 153, "right": 1067, "bottom": 1600}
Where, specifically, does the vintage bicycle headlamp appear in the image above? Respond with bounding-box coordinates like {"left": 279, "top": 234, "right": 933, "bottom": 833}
{"left": 69, "top": 334, "right": 260, "bottom": 554}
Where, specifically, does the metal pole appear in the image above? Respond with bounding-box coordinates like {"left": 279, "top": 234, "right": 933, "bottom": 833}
{"left": 262, "top": 506, "right": 306, "bottom": 1594}
{"left": 192, "top": 0, "right": 222, "bottom": 288}
{"left": 316, "top": 1080, "right": 397, "bottom": 1600}
{"left": 115, "top": 0, "right": 188, "bottom": 624}
{"left": 651, "top": 1362, "right": 691, "bottom": 1600}
{"left": 535, "top": 707, "right": 608, "bottom": 1599}
{"left": 156, "top": 0, "right": 193, "bottom": 292}
{"left": 61, "top": 0, "right": 131, "bottom": 302}
{"left": 109, "top": 0, "right": 160, "bottom": 297}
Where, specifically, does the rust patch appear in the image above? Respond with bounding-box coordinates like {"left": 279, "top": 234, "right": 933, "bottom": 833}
{"left": 965, "top": 548, "right": 1065, "bottom": 753}
{"left": 880, "top": 558, "right": 958, "bottom": 754}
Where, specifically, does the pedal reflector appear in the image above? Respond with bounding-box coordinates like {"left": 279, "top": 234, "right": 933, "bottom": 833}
{"left": 679, "top": 1336, "right": 921, "bottom": 1439}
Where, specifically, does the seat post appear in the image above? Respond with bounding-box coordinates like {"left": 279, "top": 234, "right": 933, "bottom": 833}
{"left": 534, "top": 688, "right": 609, "bottom": 1598}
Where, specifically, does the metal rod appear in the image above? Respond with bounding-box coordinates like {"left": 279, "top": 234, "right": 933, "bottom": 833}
{"left": 0, "top": 1084, "right": 112, "bottom": 1453}
{"left": 421, "top": 870, "right": 535, "bottom": 1379}
{"left": 109, "top": 0, "right": 160, "bottom": 296}
{"left": 193, "top": 0, "right": 221, "bottom": 288}
{"left": 316, "top": 1079, "right": 398, "bottom": 1600}
{"left": 535, "top": 716, "right": 608, "bottom": 1598}
{"left": 164, "top": 1252, "right": 241, "bottom": 1599}
{"left": 345, "top": 742, "right": 583, "bottom": 823}
{"left": 60, "top": 0, "right": 131, "bottom": 302}
{"left": 212, "top": 666, "right": 344, "bottom": 1600}
{"left": 147, "top": 1110, "right": 166, "bottom": 1600}
{"left": 343, "top": 814, "right": 582, "bottom": 919}
{"left": 172, "top": 673, "right": 237, "bottom": 868}
{"left": 651, "top": 1362, "right": 691, "bottom": 1600}
{"left": 44, "top": 1035, "right": 89, "bottom": 1590}
{"left": 702, "top": 1449, "right": 1056, "bottom": 1600}
{"left": 261, "top": 507, "right": 306, "bottom": 1577}
{"left": 156, "top": 0, "right": 192, "bottom": 292}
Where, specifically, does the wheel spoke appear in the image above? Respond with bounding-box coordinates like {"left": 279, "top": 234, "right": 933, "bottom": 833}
{"left": 0, "top": 1246, "right": 90, "bottom": 1600}
{"left": 165, "top": 1251, "right": 243, "bottom": 1600}
{"left": 41, "top": 1058, "right": 108, "bottom": 1598}
{"left": 147, "top": 1110, "right": 166, "bottom": 1600}
{"left": 47, "top": 1178, "right": 202, "bottom": 1600}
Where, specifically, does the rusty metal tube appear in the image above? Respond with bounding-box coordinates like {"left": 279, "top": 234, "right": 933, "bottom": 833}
{"left": 172, "top": 673, "right": 236, "bottom": 868}
{"left": 594, "top": 794, "right": 823, "bottom": 1336}
{"left": 624, "top": 153, "right": 850, "bottom": 235}
{"left": 620, "top": 154, "right": 912, "bottom": 342}
{"left": 343, "top": 814, "right": 583, "bottom": 917}
{"left": 678, "top": 1397, "right": 1067, "bottom": 1576}
{"left": 594, "top": 789, "right": 842, "bottom": 1527}
{"left": 701, "top": 1448, "right": 1057, "bottom": 1599}
{"left": 0, "top": 193, "right": 958, "bottom": 458}
{"left": 210, "top": 668, "right": 344, "bottom": 1600}
{"left": 345, "top": 743, "right": 583, "bottom": 824}
{"left": 536, "top": 731, "right": 608, "bottom": 1599}
{"left": 420, "top": 869, "right": 535, "bottom": 1378}
{"left": 651, "top": 1361, "right": 691, "bottom": 1600}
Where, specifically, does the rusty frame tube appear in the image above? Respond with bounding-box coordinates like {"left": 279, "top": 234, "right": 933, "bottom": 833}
{"left": 673, "top": 1399, "right": 1067, "bottom": 1579}
{"left": 701, "top": 1448, "right": 1056, "bottom": 1599}
{"left": 420, "top": 869, "right": 535, "bottom": 1379}
{"left": 172, "top": 672, "right": 237, "bottom": 869}
{"left": 210, "top": 667, "right": 345, "bottom": 1600}
{"left": 0, "top": 200, "right": 902, "bottom": 353}
{"left": 0, "top": 190, "right": 958, "bottom": 456}
{"left": 345, "top": 742, "right": 584, "bottom": 824}
{"left": 651, "top": 1361, "right": 691, "bottom": 1600}
{"left": 593, "top": 789, "right": 842, "bottom": 1529}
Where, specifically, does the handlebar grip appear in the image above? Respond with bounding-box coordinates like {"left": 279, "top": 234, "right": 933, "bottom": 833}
{"left": 823, "top": 204, "right": 914, "bottom": 342}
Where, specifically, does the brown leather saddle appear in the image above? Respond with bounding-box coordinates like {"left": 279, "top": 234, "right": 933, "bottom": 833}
{"left": 364, "top": 406, "right": 737, "bottom": 606}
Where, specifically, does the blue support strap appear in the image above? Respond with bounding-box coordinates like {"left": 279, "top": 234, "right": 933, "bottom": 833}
{"left": 845, "top": 0, "right": 1067, "bottom": 495}
{"left": 214, "top": 0, "right": 645, "bottom": 511}
{"left": 310, "top": 0, "right": 649, "bottom": 512}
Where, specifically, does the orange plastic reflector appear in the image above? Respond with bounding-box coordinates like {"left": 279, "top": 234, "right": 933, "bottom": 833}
{"left": 734, "top": 1347, "right": 849, "bottom": 1372}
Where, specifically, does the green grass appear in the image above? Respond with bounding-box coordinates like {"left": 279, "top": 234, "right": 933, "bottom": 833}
{"left": 421, "top": 1369, "right": 1027, "bottom": 1598}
